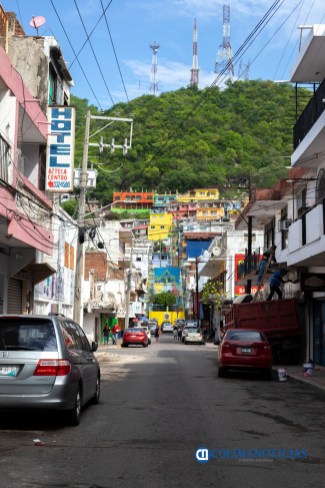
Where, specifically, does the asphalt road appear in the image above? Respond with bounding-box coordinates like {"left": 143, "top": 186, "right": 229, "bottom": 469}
{"left": 1, "top": 333, "right": 325, "bottom": 487}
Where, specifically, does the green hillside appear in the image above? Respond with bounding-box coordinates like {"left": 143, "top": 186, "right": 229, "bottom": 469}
{"left": 71, "top": 80, "right": 311, "bottom": 206}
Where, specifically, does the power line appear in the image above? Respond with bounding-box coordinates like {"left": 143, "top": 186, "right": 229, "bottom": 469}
{"left": 50, "top": 0, "right": 103, "bottom": 110}
{"left": 99, "top": 0, "right": 129, "bottom": 103}
{"left": 73, "top": 0, "right": 114, "bottom": 106}
{"left": 68, "top": 0, "right": 114, "bottom": 70}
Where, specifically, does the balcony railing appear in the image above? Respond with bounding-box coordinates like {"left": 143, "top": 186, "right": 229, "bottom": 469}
{"left": 236, "top": 248, "right": 261, "bottom": 280}
{"left": 288, "top": 201, "right": 325, "bottom": 256}
{"left": 293, "top": 79, "right": 325, "bottom": 150}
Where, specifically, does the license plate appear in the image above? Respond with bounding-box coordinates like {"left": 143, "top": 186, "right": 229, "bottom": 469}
{"left": 0, "top": 366, "right": 18, "bottom": 377}
{"left": 241, "top": 347, "right": 252, "bottom": 353}
{"left": 130, "top": 335, "right": 136, "bottom": 338}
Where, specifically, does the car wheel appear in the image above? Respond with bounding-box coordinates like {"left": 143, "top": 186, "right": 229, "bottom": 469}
{"left": 143, "top": 342, "right": 148, "bottom": 348}
{"left": 67, "top": 385, "right": 82, "bottom": 426}
{"left": 91, "top": 375, "right": 100, "bottom": 404}
{"left": 184, "top": 341, "right": 188, "bottom": 345}
{"left": 148, "top": 339, "right": 151, "bottom": 345}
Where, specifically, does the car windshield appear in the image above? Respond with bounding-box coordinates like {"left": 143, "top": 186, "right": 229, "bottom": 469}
{"left": 127, "top": 328, "right": 143, "bottom": 333}
{"left": 187, "top": 328, "right": 199, "bottom": 333}
{"left": 0, "top": 317, "right": 57, "bottom": 351}
{"left": 186, "top": 321, "right": 198, "bottom": 327}
{"left": 227, "top": 331, "right": 264, "bottom": 342}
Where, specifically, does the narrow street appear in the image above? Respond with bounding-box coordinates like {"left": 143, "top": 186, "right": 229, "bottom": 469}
{"left": 1, "top": 334, "right": 325, "bottom": 488}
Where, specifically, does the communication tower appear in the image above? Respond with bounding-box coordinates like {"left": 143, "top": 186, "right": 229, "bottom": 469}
{"left": 238, "top": 58, "right": 251, "bottom": 80}
{"left": 190, "top": 19, "right": 199, "bottom": 87}
{"left": 149, "top": 42, "right": 160, "bottom": 96}
{"left": 214, "top": 4, "right": 234, "bottom": 80}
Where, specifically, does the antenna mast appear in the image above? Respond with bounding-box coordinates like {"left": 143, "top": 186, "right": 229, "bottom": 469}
{"left": 238, "top": 58, "right": 251, "bottom": 80}
{"left": 190, "top": 18, "right": 199, "bottom": 87}
{"left": 149, "top": 41, "right": 160, "bottom": 96}
{"left": 214, "top": 4, "right": 234, "bottom": 80}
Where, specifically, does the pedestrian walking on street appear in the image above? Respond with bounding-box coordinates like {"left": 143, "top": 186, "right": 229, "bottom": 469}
{"left": 103, "top": 324, "right": 110, "bottom": 345}
{"left": 173, "top": 326, "right": 178, "bottom": 341}
{"left": 112, "top": 321, "right": 119, "bottom": 345}
{"left": 178, "top": 327, "right": 182, "bottom": 341}
{"left": 154, "top": 325, "right": 160, "bottom": 342}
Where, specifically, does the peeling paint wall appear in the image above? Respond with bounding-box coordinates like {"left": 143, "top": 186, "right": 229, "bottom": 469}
{"left": 8, "top": 36, "right": 49, "bottom": 115}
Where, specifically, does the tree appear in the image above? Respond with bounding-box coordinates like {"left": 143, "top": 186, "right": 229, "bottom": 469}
{"left": 153, "top": 291, "right": 176, "bottom": 308}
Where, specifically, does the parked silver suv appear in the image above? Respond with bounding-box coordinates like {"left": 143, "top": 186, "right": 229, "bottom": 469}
{"left": 0, "top": 314, "right": 100, "bottom": 426}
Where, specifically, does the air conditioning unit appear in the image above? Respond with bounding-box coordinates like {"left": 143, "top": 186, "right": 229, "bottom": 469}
{"left": 278, "top": 219, "right": 292, "bottom": 231}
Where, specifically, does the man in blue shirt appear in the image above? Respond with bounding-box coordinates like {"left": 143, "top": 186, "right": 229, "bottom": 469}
{"left": 267, "top": 268, "right": 286, "bottom": 300}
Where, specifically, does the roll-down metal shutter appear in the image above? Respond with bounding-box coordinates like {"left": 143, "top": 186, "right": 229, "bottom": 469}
{"left": 7, "top": 278, "right": 22, "bottom": 314}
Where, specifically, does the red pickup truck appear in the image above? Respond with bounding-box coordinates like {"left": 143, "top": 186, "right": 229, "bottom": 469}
{"left": 224, "top": 298, "right": 302, "bottom": 364}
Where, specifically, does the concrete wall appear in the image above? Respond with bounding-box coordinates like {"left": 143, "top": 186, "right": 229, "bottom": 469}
{"left": 8, "top": 36, "right": 48, "bottom": 114}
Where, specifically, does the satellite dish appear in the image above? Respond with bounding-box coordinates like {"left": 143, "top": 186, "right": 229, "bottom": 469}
{"left": 30, "top": 16, "right": 46, "bottom": 35}
{"left": 212, "top": 246, "right": 221, "bottom": 257}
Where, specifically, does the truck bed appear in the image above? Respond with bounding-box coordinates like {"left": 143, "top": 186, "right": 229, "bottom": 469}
{"left": 224, "top": 298, "right": 300, "bottom": 338}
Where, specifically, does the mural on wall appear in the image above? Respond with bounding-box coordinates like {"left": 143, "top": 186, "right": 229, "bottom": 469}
{"left": 153, "top": 267, "right": 181, "bottom": 293}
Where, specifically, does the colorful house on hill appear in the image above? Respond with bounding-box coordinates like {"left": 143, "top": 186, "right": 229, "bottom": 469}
{"left": 113, "top": 191, "right": 154, "bottom": 210}
{"left": 177, "top": 188, "right": 220, "bottom": 203}
{"left": 148, "top": 213, "right": 173, "bottom": 241}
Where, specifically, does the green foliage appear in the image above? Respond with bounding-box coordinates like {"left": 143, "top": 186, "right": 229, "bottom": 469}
{"left": 153, "top": 291, "right": 176, "bottom": 307}
{"left": 201, "top": 279, "right": 224, "bottom": 307}
{"left": 61, "top": 198, "right": 78, "bottom": 218}
{"left": 71, "top": 81, "right": 311, "bottom": 205}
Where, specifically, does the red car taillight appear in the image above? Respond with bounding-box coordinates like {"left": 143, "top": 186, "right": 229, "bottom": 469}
{"left": 222, "top": 341, "right": 230, "bottom": 348}
{"left": 33, "top": 359, "right": 71, "bottom": 376}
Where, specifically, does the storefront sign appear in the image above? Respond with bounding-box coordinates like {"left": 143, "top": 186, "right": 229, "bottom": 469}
{"left": 46, "top": 106, "right": 75, "bottom": 192}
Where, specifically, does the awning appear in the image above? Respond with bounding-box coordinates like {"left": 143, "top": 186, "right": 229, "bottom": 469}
{"left": 26, "top": 262, "right": 56, "bottom": 286}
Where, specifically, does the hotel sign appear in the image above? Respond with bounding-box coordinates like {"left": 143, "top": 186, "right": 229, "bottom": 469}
{"left": 46, "top": 106, "right": 75, "bottom": 192}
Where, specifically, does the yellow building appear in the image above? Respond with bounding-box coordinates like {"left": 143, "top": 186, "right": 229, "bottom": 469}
{"left": 176, "top": 188, "right": 219, "bottom": 203}
{"left": 148, "top": 213, "right": 174, "bottom": 241}
{"left": 196, "top": 201, "right": 225, "bottom": 221}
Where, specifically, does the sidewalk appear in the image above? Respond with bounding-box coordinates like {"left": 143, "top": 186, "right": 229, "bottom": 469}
{"left": 272, "top": 364, "right": 325, "bottom": 392}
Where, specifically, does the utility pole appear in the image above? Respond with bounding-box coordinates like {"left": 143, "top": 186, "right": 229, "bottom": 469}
{"left": 74, "top": 109, "right": 91, "bottom": 325}
{"left": 246, "top": 173, "right": 253, "bottom": 295}
{"left": 73, "top": 110, "right": 133, "bottom": 327}
{"left": 124, "top": 241, "right": 134, "bottom": 330}
{"left": 195, "top": 256, "right": 199, "bottom": 320}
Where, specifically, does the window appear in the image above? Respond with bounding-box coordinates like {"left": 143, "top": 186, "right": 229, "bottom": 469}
{"left": 264, "top": 218, "right": 275, "bottom": 249}
{"left": 76, "top": 323, "right": 91, "bottom": 351}
{"left": 297, "top": 188, "right": 307, "bottom": 216}
{"left": 317, "top": 169, "right": 325, "bottom": 202}
{"left": 60, "top": 321, "right": 83, "bottom": 351}
{"left": 0, "top": 135, "right": 10, "bottom": 182}
{"left": 280, "top": 208, "right": 289, "bottom": 250}
{"left": 0, "top": 318, "right": 57, "bottom": 351}
{"left": 48, "top": 63, "right": 58, "bottom": 105}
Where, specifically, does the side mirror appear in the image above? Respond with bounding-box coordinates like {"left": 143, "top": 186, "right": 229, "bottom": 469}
{"left": 91, "top": 341, "right": 98, "bottom": 352}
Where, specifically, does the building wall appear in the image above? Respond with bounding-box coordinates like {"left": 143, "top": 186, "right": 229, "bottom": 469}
{"left": 148, "top": 213, "right": 173, "bottom": 241}
{"left": 177, "top": 188, "right": 220, "bottom": 203}
{"left": 8, "top": 36, "right": 49, "bottom": 114}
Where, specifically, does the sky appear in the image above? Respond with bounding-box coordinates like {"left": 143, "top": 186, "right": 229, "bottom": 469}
{"left": 3, "top": 0, "right": 324, "bottom": 110}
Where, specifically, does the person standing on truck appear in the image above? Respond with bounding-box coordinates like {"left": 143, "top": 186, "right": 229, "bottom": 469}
{"left": 257, "top": 245, "right": 277, "bottom": 285}
{"left": 267, "top": 268, "right": 287, "bottom": 300}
